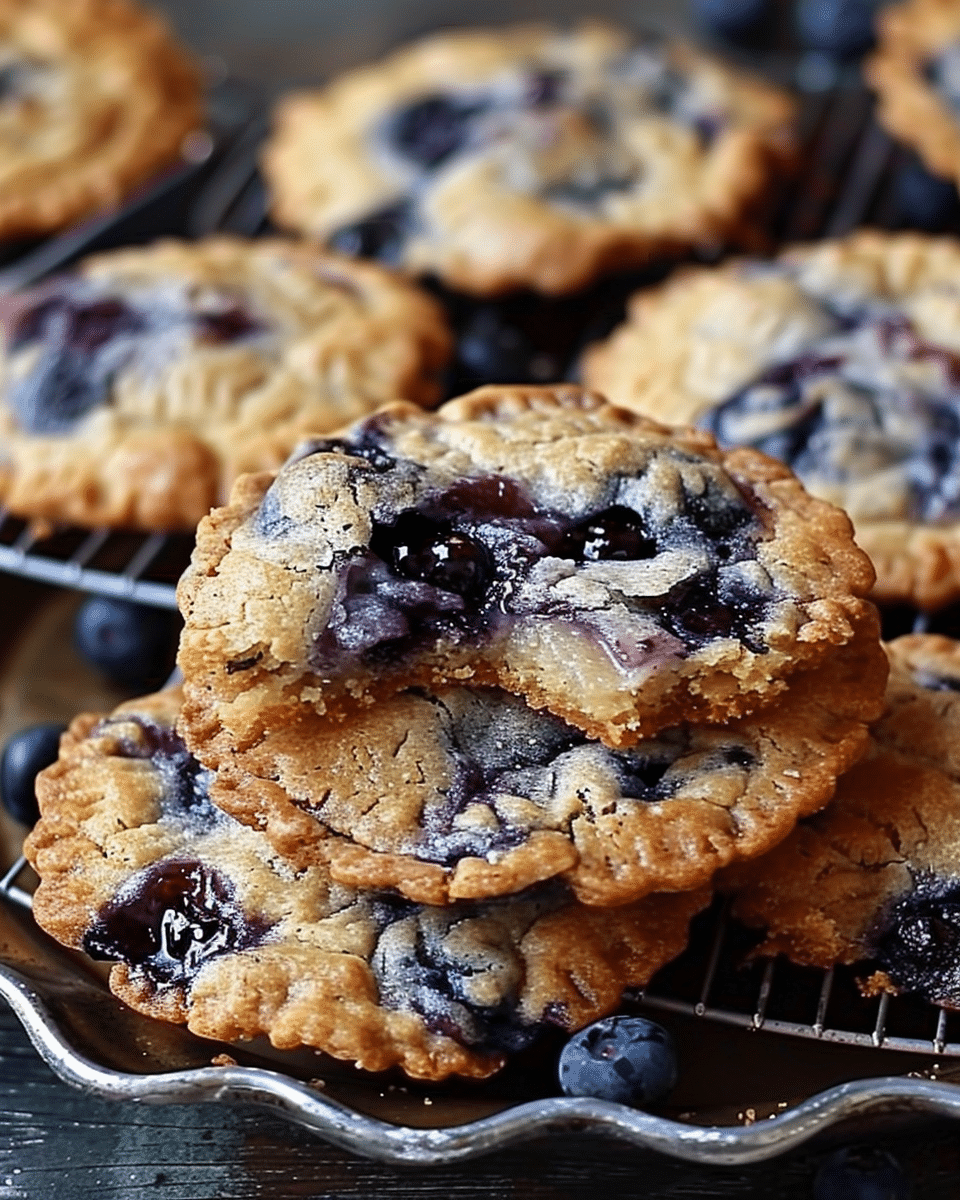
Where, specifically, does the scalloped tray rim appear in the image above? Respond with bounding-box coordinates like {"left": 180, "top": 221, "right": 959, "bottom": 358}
{"left": 3, "top": 959, "right": 960, "bottom": 1167}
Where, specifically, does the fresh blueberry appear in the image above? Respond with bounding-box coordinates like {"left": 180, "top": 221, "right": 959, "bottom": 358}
{"left": 893, "top": 157, "right": 960, "bottom": 232}
{"left": 796, "top": 0, "right": 880, "bottom": 59}
{"left": 813, "top": 1145, "right": 911, "bottom": 1200}
{"left": 328, "top": 201, "right": 412, "bottom": 265}
{"left": 73, "top": 597, "right": 180, "bottom": 690}
{"left": 456, "top": 307, "right": 544, "bottom": 385}
{"left": 692, "top": 0, "right": 771, "bottom": 39}
{"left": 558, "top": 1015, "right": 677, "bottom": 1106}
{"left": 0, "top": 724, "right": 66, "bottom": 825}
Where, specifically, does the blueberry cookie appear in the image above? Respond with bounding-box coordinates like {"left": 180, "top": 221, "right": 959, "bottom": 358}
{"left": 207, "top": 615, "right": 885, "bottom": 908}
{"left": 584, "top": 231, "right": 960, "bottom": 609}
{"left": 176, "top": 384, "right": 878, "bottom": 762}
{"left": 721, "top": 635, "right": 960, "bottom": 1008}
{"left": 0, "top": 0, "right": 201, "bottom": 241}
{"left": 0, "top": 237, "right": 451, "bottom": 531}
{"left": 262, "top": 22, "right": 795, "bottom": 297}
{"left": 867, "top": 0, "right": 960, "bottom": 191}
{"left": 23, "top": 688, "right": 707, "bottom": 1081}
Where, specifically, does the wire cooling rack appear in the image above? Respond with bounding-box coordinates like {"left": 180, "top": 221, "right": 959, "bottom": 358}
{"left": 1, "top": 73, "right": 959, "bottom": 1080}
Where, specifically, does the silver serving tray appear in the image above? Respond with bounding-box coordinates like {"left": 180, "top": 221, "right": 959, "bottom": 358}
{"left": 3, "top": 856, "right": 960, "bottom": 1166}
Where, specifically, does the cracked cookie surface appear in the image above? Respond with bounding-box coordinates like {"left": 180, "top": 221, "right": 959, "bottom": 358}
{"left": 584, "top": 231, "right": 960, "bottom": 608}
{"left": 0, "top": 237, "right": 451, "bottom": 531}
{"left": 0, "top": 0, "right": 201, "bottom": 240}
{"left": 206, "top": 615, "right": 885, "bottom": 907}
{"left": 262, "top": 22, "right": 795, "bottom": 296}
{"left": 23, "top": 688, "right": 706, "bottom": 1081}
{"left": 721, "top": 635, "right": 960, "bottom": 1008}
{"left": 176, "top": 384, "right": 878, "bottom": 758}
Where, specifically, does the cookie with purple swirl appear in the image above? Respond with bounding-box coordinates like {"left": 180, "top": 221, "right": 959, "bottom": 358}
{"left": 262, "top": 22, "right": 795, "bottom": 296}
{"left": 23, "top": 688, "right": 707, "bottom": 1082}
{"left": 0, "top": 237, "right": 450, "bottom": 531}
{"left": 175, "top": 384, "right": 879, "bottom": 761}
{"left": 205, "top": 614, "right": 885, "bottom": 908}
{"left": 584, "top": 231, "right": 960, "bottom": 610}
{"left": 721, "top": 635, "right": 960, "bottom": 1009}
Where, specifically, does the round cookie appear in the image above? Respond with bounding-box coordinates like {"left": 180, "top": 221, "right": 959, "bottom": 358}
{"left": 206, "top": 616, "right": 886, "bottom": 907}
{"left": 583, "top": 231, "right": 960, "bottom": 609}
{"left": 867, "top": 0, "right": 960, "bottom": 191}
{"left": 0, "top": 237, "right": 451, "bottom": 531}
{"left": 175, "top": 384, "right": 879, "bottom": 759}
{"left": 720, "top": 635, "right": 960, "bottom": 1009}
{"left": 23, "top": 688, "right": 708, "bottom": 1082}
{"left": 262, "top": 22, "right": 795, "bottom": 296}
{"left": 0, "top": 0, "right": 201, "bottom": 240}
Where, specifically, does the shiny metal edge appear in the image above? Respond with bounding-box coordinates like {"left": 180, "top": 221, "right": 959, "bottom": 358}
{"left": 2, "top": 959, "right": 960, "bottom": 1166}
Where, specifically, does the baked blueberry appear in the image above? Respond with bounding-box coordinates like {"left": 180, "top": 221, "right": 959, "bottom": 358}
{"left": 73, "top": 596, "right": 180, "bottom": 690}
{"left": 388, "top": 94, "right": 485, "bottom": 169}
{"left": 558, "top": 1015, "right": 677, "bottom": 1106}
{"left": 83, "top": 859, "right": 268, "bottom": 986}
{"left": 1, "top": 724, "right": 66, "bottom": 826}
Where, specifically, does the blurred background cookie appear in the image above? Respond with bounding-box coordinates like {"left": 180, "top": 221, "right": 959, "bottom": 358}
{"left": 0, "top": 0, "right": 202, "bottom": 241}
{"left": 0, "top": 236, "right": 451, "bottom": 531}
{"left": 262, "top": 22, "right": 796, "bottom": 297}
{"left": 584, "top": 231, "right": 960, "bottom": 610}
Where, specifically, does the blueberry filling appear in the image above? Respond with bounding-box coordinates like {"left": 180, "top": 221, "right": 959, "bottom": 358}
{"left": 96, "top": 714, "right": 215, "bottom": 822}
{"left": 83, "top": 859, "right": 270, "bottom": 987}
{"left": 703, "top": 308, "right": 960, "bottom": 524}
{"left": 872, "top": 874, "right": 960, "bottom": 1005}
{"left": 542, "top": 176, "right": 638, "bottom": 208}
{"left": 4, "top": 281, "right": 265, "bottom": 435}
{"left": 196, "top": 302, "right": 263, "bottom": 344}
{"left": 913, "top": 668, "right": 960, "bottom": 693}
{"left": 370, "top": 891, "right": 560, "bottom": 1052}
{"left": 298, "top": 425, "right": 770, "bottom": 674}
{"left": 388, "top": 94, "right": 488, "bottom": 170}
{"left": 526, "top": 69, "right": 566, "bottom": 107}
{"left": 371, "top": 512, "right": 495, "bottom": 604}
{"left": 555, "top": 504, "right": 657, "bottom": 562}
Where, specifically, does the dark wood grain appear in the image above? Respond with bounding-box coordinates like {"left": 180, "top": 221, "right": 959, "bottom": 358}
{"left": 4, "top": 1002, "right": 960, "bottom": 1199}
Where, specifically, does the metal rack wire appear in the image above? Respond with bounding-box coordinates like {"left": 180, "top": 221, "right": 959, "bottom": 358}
{"left": 640, "top": 899, "right": 960, "bottom": 1058}
{"left": 0, "top": 511, "right": 186, "bottom": 608}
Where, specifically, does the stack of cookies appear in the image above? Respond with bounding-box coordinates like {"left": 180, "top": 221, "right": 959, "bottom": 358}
{"left": 25, "top": 384, "right": 889, "bottom": 1081}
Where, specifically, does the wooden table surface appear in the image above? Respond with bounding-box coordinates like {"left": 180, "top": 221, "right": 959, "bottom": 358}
{"left": 1, "top": 996, "right": 960, "bottom": 1200}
